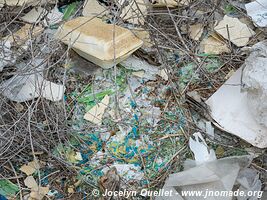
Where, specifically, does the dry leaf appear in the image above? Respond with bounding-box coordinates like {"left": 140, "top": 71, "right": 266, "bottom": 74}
{"left": 200, "top": 35, "right": 230, "bottom": 54}
{"left": 30, "top": 187, "right": 49, "bottom": 200}
{"left": 84, "top": 95, "right": 110, "bottom": 125}
{"left": 82, "top": 0, "right": 107, "bottom": 17}
{"left": 189, "top": 24, "right": 203, "bottom": 41}
{"left": 20, "top": 160, "right": 40, "bottom": 176}
{"left": 24, "top": 176, "right": 49, "bottom": 200}
{"left": 21, "top": 7, "right": 48, "bottom": 23}
{"left": 214, "top": 15, "right": 255, "bottom": 47}
{"left": 24, "top": 176, "right": 38, "bottom": 190}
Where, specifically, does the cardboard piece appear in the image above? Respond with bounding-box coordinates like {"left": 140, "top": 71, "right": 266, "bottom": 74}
{"left": 56, "top": 17, "right": 143, "bottom": 69}
{"left": 206, "top": 68, "right": 267, "bottom": 148}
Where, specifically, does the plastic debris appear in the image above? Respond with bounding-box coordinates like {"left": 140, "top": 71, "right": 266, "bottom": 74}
{"left": 0, "top": 24, "right": 43, "bottom": 71}
{"left": 242, "top": 41, "right": 267, "bottom": 128}
{"left": 214, "top": 15, "right": 255, "bottom": 47}
{"left": 0, "top": 60, "right": 65, "bottom": 102}
{"left": 0, "top": 41, "right": 12, "bottom": 72}
{"left": 189, "top": 132, "right": 216, "bottom": 165}
{"left": 200, "top": 34, "right": 230, "bottom": 54}
{"left": 56, "top": 17, "right": 143, "bottom": 69}
{"left": 84, "top": 95, "right": 110, "bottom": 125}
{"left": 189, "top": 24, "right": 203, "bottom": 41}
{"left": 245, "top": 0, "right": 267, "bottom": 28}
{"left": 121, "top": 56, "right": 160, "bottom": 80}
{"left": 0, "top": 180, "right": 19, "bottom": 199}
{"left": 102, "top": 164, "right": 144, "bottom": 181}
{"left": 21, "top": 7, "right": 48, "bottom": 23}
{"left": 236, "top": 168, "right": 262, "bottom": 200}
{"left": 46, "top": 6, "right": 63, "bottom": 25}
{"left": 206, "top": 67, "right": 267, "bottom": 148}
{"left": 157, "top": 133, "right": 258, "bottom": 200}
{"left": 3, "top": 24, "right": 43, "bottom": 46}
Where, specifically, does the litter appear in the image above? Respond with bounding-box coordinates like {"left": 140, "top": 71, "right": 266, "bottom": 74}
{"left": 236, "top": 168, "right": 262, "bottom": 200}
{"left": 121, "top": 55, "right": 160, "bottom": 80}
{"left": 131, "top": 28, "right": 153, "bottom": 48}
{"left": 157, "top": 133, "right": 259, "bottom": 200}
{"left": 0, "top": 60, "right": 65, "bottom": 102}
{"left": 200, "top": 34, "right": 230, "bottom": 54}
{"left": 0, "top": 180, "right": 19, "bottom": 199}
{"left": 120, "top": 0, "right": 148, "bottom": 25}
{"left": 158, "top": 69, "right": 169, "bottom": 81}
{"left": 242, "top": 41, "right": 267, "bottom": 128}
{"left": 24, "top": 176, "right": 49, "bottom": 200}
{"left": 84, "top": 95, "right": 110, "bottom": 125}
{"left": 56, "top": 17, "right": 143, "bottom": 69}
{"left": 0, "top": 24, "right": 43, "bottom": 69}
{"left": 102, "top": 164, "right": 144, "bottom": 181}
{"left": 1, "top": 74, "right": 65, "bottom": 102}
{"left": 21, "top": 7, "right": 48, "bottom": 23}
{"left": 82, "top": 0, "right": 107, "bottom": 17}
{"left": 245, "top": 0, "right": 267, "bottom": 28}
{"left": 206, "top": 67, "right": 267, "bottom": 148}
{"left": 2, "top": 24, "right": 43, "bottom": 46}
{"left": 20, "top": 160, "right": 40, "bottom": 176}
{"left": 46, "top": 6, "right": 64, "bottom": 25}
{"left": 0, "top": 0, "right": 35, "bottom": 6}
{"left": 189, "top": 24, "right": 203, "bottom": 41}
{"left": 151, "top": 0, "right": 189, "bottom": 8}
{"left": 189, "top": 132, "right": 216, "bottom": 165}
{"left": 214, "top": 15, "right": 255, "bottom": 47}
{"left": 0, "top": 41, "right": 13, "bottom": 72}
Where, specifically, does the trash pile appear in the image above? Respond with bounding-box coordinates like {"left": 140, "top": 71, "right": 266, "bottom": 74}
{"left": 0, "top": 0, "right": 266, "bottom": 199}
